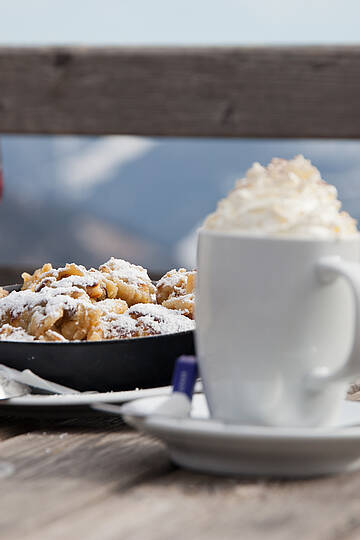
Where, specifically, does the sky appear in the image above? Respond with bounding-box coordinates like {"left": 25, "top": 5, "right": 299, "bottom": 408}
{"left": 0, "top": 0, "right": 359, "bottom": 46}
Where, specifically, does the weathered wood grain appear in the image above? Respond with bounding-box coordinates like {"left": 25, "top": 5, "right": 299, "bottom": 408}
{"left": 0, "top": 420, "right": 171, "bottom": 539}
{"left": 29, "top": 470, "right": 360, "bottom": 540}
{"left": 1, "top": 417, "right": 360, "bottom": 540}
{"left": 1, "top": 46, "right": 360, "bottom": 138}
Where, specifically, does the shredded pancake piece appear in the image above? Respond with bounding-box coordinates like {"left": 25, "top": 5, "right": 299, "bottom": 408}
{"left": 156, "top": 268, "right": 196, "bottom": 319}
{"left": 0, "top": 288, "right": 9, "bottom": 299}
{"left": 99, "top": 257, "right": 156, "bottom": 306}
{"left": 99, "top": 313, "right": 139, "bottom": 340}
{"left": 0, "top": 287, "right": 100, "bottom": 341}
{"left": 96, "top": 298, "right": 128, "bottom": 316}
{"left": 0, "top": 324, "right": 35, "bottom": 342}
{"left": 127, "top": 303, "right": 195, "bottom": 336}
{"left": 22, "top": 263, "right": 111, "bottom": 301}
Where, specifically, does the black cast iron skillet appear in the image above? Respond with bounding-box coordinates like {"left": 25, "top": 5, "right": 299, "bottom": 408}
{"left": 0, "top": 285, "right": 195, "bottom": 392}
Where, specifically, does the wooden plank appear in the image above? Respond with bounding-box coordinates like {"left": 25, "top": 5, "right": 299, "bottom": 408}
{"left": 0, "top": 420, "right": 171, "bottom": 539}
{"left": 2, "top": 417, "right": 360, "bottom": 539}
{"left": 27, "top": 470, "right": 360, "bottom": 540}
{"left": 1, "top": 46, "right": 360, "bottom": 137}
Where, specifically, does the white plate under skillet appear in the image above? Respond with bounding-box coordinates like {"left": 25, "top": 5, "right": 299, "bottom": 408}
{"left": 115, "top": 394, "right": 360, "bottom": 478}
{"left": 0, "top": 386, "right": 174, "bottom": 417}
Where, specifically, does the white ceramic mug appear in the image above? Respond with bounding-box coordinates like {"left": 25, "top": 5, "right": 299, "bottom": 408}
{"left": 196, "top": 231, "right": 360, "bottom": 427}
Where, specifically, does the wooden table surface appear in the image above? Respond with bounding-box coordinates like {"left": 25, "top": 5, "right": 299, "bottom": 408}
{"left": 1, "top": 408, "right": 360, "bottom": 540}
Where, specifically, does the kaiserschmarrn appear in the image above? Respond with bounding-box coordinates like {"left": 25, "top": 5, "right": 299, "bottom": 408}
{"left": 0, "top": 258, "right": 196, "bottom": 342}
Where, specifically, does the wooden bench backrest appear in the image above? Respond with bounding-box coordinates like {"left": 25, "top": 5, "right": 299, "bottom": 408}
{"left": 0, "top": 46, "right": 359, "bottom": 138}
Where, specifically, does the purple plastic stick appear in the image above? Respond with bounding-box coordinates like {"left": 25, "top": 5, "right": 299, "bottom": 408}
{"left": 171, "top": 355, "right": 198, "bottom": 400}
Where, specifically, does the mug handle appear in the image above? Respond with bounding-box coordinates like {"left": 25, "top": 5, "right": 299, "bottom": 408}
{"left": 306, "top": 256, "right": 360, "bottom": 390}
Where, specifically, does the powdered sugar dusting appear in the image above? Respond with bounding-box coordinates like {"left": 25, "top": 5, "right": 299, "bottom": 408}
{"left": 99, "top": 302, "right": 195, "bottom": 340}
{"left": 0, "top": 286, "right": 95, "bottom": 322}
{"left": 0, "top": 324, "right": 35, "bottom": 342}
{"left": 34, "top": 267, "right": 102, "bottom": 293}
{"left": 47, "top": 275, "right": 99, "bottom": 290}
{"left": 96, "top": 299, "right": 127, "bottom": 315}
{"left": 157, "top": 268, "right": 188, "bottom": 295}
{"left": 128, "top": 303, "right": 195, "bottom": 335}
{"left": 100, "top": 313, "right": 138, "bottom": 339}
{"left": 100, "top": 257, "right": 151, "bottom": 285}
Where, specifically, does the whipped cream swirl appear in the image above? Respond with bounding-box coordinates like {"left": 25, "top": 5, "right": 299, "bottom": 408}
{"left": 204, "top": 155, "right": 358, "bottom": 238}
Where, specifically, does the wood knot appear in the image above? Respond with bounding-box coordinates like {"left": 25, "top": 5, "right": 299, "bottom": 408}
{"left": 54, "top": 52, "right": 72, "bottom": 68}
{"left": 221, "top": 102, "right": 234, "bottom": 124}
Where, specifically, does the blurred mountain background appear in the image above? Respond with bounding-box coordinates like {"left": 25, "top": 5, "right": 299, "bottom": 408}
{"left": 1, "top": 135, "right": 360, "bottom": 280}
{"left": 1, "top": 1, "right": 360, "bottom": 279}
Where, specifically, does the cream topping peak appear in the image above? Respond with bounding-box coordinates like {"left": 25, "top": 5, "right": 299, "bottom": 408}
{"left": 204, "top": 155, "right": 358, "bottom": 238}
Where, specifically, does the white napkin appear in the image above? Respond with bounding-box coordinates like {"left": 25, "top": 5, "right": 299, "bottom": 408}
{"left": 0, "top": 364, "right": 79, "bottom": 395}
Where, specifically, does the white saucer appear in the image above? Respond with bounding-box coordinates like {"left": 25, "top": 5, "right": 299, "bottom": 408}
{"left": 115, "top": 395, "right": 360, "bottom": 478}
